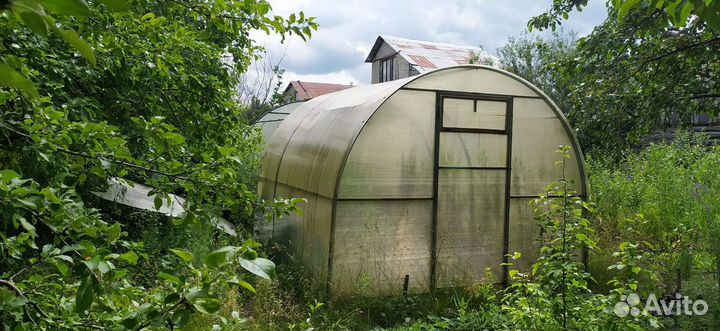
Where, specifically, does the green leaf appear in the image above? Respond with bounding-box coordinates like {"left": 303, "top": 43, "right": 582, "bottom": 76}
{"left": 75, "top": 275, "right": 94, "bottom": 313}
{"left": 54, "top": 254, "right": 74, "bottom": 263}
{"left": 0, "top": 169, "right": 21, "bottom": 181}
{"left": 239, "top": 257, "right": 276, "bottom": 280}
{"left": 98, "top": 260, "right": 111, "bottom": 274}
{"left": 119, "top": 251, "right": 138, "bottom": 265}
{"left": 82, "top": 254, "right": 101, "bottom": 271}
{"left": 165, "top": 132, "right": 186, "bottom": 145}
{"left": 16, "top": 196, "right": 43, "bottom": 210}
{"left": 205, "top": 246, "right": 235, "bottom": 269}
{"left": 106, "top": 223, "right": 121, "bottom": 243}
{"left": 169, "top": 249, "right": 193, "bottom": 262}
{"left": 121, "top": 317, "right": 138, "bottom": 329}
{"left": 235, "top": 279, "right": 256, "bottom": 293}
{"left": 153, "top": 195, "right": 163, "bottom": 211}
{"left": 618, "top": 0, "right": 642, "bottom": 19}
{"left": 58, "top": 29, "right": 96, "bottom": 66}
{"left": 158, "top": 272, "right": 181, "bottom": 285}
{"left": 164, "top": 293, "right": 181, "bottom": 305}
{"left": 16, "top": 215, "right": 36, "bottom": 236}
{"left": 17, "top": 10, "right": 50, "bottom": 38}
{"left": 677, "top": 1, "right": 693, "bottom": 24}
{"left": 192, "top": 297, "right": 222, "bottom": 314}
{"left": 99, "top": 0, "right": 129, "bottom": 11}
{"left": 172, "top": 308, "right": 192, "bottom": 328}
{"left": 40, "top": 0, "right": 90, "bottom": 16}
{"left": 0, "top": 64, "right": 39, "bottom": 98}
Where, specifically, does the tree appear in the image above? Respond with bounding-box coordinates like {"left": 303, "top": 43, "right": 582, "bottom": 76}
{"left": 529, "top": 0, "right": 720, "bottom": 154}
{"left": 237, "top": 54, "right": 288, "bottom": 124}
{"left": 496, "top": 30, "right": 577, "bottom": 114}
{"left": 0, "top": 0, "right": 313, "bottom": 329}
{"left": 529, "top": 0, "right": 720, "bottom": 32}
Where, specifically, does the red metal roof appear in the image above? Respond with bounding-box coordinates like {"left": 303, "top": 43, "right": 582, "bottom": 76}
{"left": 285, "top": 81, "right": 354, "bottom": 101}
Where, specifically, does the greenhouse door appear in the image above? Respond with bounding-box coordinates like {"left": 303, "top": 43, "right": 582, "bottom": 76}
{"left": 431, "top": 93, "right": 512, "bottom": 289}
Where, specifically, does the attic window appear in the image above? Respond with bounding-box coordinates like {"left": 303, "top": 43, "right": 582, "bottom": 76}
{"left": 379, "top": 58, "right": 393, "bottom": 82}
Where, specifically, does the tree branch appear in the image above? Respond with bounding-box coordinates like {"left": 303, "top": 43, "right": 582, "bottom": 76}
{"left": 691, "top": 93, "right": 720, "bottom": 99}
{"left": 0, "top": 122, "right": 192, "bottom": 181}
{"left": 643, "top": 36, "right": 720, "bottom": 65}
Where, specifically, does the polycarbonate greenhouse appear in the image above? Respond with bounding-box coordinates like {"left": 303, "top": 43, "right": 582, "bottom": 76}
{"left": 258, "top": 65, "right": 587, "bottom": 296}
{"left": 254, "top": 102, "right": 303, "bottom": 145}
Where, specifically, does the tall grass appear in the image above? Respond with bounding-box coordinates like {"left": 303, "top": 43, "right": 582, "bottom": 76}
{"left": 588, "top": 133, "right": 720, "bottom": 330}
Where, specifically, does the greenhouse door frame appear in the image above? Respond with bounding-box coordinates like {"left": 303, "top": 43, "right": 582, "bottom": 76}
{"left": 430, "top": 91, "right": 514, "bottom": 292}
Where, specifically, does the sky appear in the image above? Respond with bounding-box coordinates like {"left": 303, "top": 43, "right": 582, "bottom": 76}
{"left": 250, "top": 0, "right": 609, "bottom": 87}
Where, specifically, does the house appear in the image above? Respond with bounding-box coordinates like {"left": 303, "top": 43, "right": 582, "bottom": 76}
{"left": 283, "top": 80, "right": 354, "bottom": 102}
{"left": 365, "top": 35, "right": 494, "bottom": 84}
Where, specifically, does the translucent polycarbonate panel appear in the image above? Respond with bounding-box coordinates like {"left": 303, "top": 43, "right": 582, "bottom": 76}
{"left": 254, "top": 177, "right": 280, "bottom": 241}
{"left": 272, "top": 78, "right": 413, "bottom": 199}
{"left": 302, "top": 195, "right": 333, "bottom": 277}
{"left": 439, "top": 132, "right": 506, "bottom": 168}
{"left": 258, "top": 102, "right": 316, "bottom": 193}
{"left": 442, "top": 98, "right": 473, "bottom": 126}
{"left": 405, "top": 66, "right": 537, "bottom": 97}
{"left": 265, "top": 184, "right": 331, "bottom": 277}
{"left": 443, "top": 98, "right": 506, "bottom": 130}
{"left": 511, "top": 98, "right": 584, "bottom": 196}
{"left": 436, "top": 169, "right": 506, "bottom": 287}
{"left": 331, "top": 200, "right": 432, "bottom": 296}
{"left": 260, "top": 120, "right": 283, "bottom": 145}
{"left": 507, "top": 197, "right": 539, "bottom": 272}
{"left": 338, "top": 90, "right": 435, "bottom": 199}
{"left": 268, "top": 182, "right": 308, "bottom": 252}
{"left": 256, "top": 78, "right": 416, "bottom": 283}
{"left": 254, "top": 102, "right": 303, "bottom": 145}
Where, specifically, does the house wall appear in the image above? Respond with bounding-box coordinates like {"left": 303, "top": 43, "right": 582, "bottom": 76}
{"left": 370, "top": 42, "right": 418, "bottom": 84}
{"left": 374, "top": 42, "right": 396, "bottom": 59}
{"left": 371, "top": 54, "right": 413, "bottom": 84}
{"left": 371, "top": 61, "right": 379, "bottom": 84}
{"left": 282, "top": 86, "right": 301, "bottom": 103}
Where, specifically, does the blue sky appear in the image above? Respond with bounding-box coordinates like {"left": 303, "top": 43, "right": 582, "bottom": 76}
{"left": 251, "top": 0, "right": 609, "bottom": 86}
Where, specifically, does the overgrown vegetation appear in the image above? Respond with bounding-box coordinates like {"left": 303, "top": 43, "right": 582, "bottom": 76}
{"left": 2, "top": 0, "right": 719, "bottom": 330}
{"left": 1, "top": 0, "right": 314, "bottom": 330}
{"left": 588, "top": 133, "right": 720, "bottom": 330}
{"left": 504, "top": 0, "right": 720, "bottom": 156}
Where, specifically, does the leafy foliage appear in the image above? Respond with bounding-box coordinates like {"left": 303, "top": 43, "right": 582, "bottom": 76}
{"left": 500, "top": 146, "right": 659, "bottom": 331}
{"left": 0, "top": 0, "right": 315, "bottom": 330}
{"left": 530, "top": 0, "right": 720, "bottom": 31}
{"left": 519, "top": 1, "right": 720, "bottom": 154}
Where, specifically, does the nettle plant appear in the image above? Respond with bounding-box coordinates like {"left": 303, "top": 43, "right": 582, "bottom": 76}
{"left": 502, "top": 146, "right": 660, "bottom": 331}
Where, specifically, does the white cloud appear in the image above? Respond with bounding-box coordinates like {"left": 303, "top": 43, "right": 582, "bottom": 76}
{"left": 250, "top": 0, "right": 608, "bottom": 86}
